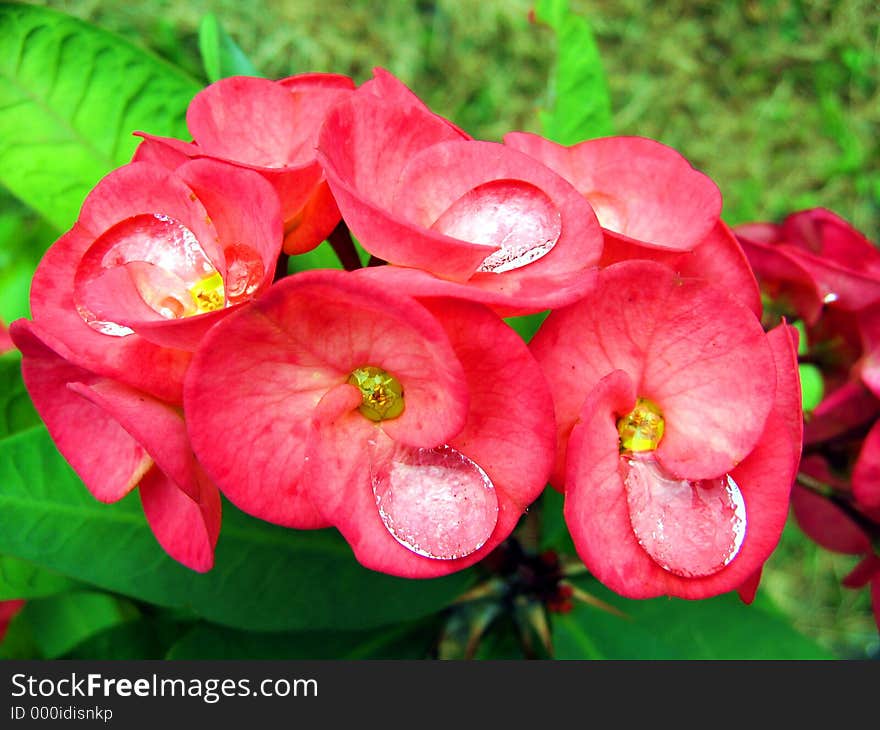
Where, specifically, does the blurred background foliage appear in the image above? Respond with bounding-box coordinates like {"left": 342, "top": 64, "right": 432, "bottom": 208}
{"left": 3, "top": 0, "right": 878, "bottom": 658}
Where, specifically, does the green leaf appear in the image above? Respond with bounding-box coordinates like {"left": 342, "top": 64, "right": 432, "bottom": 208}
{"left": 0, "top": 3, "right": 201, "bottom": 230}
{"left": 13, "top": 590, "right": 138, "bottom": 658}
{"left": 553, "top": 580, "right": 834, "bottom": 659}
{"left": 535, "top": 0, "right": 613, "bottom": 143}
{"left": 197, "top": 13, "right": 260, "bottom": 83}
{"left": 64, "top": 617, "right": 188, "bottom": 660}
{"left": 0, "top": 554, "right": 74, "bottom": 599}
{"left": 537, "top": 486, "right": 576, "bottom": 555}
{"left": 0, "top": 205, "right": 54, "bottom": 324}
{"left": 0, "top": 352, "right": 40, "bottom": 438}
{"left": 166, "top": 619, "right": 439, "bottom": 659}
{"left": 0, "top": 426, "right": 474, "bottom": 631}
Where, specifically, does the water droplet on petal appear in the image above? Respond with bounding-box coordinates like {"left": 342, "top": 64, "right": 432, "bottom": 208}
{"left": 823, "top": 292, "right": 839, "bottom": 304}
{"left": 622, "top": 453, "right": 747, "bottom": 578}
{"left": 372, "top": 444, "right": 498, "bottom": 560}
{"left": 75, "top": 213, "right": 224, "bottom": 332}
{"left": 224, "top": 244, "right": 265, "bottom": 303}
{"left": 430, "top": 180, "right": 561, "bottom": 273}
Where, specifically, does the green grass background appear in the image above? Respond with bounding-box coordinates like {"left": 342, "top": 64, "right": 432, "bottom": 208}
{"left": 6, "top": 0, "right": 880, "bottom": 658}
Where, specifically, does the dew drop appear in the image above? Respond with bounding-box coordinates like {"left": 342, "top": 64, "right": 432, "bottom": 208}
{"left": 223, "top": 244, "right": 265, "bottom": 303}
{"left": 621, "top": 453, "right": 747, "bottom": 578}
{"left": 371, "top": 444, "right": 499, "bottom": 560}
{"left": 823, "top": 292, "right": 839, "bottom": 304}
{"left": 74, "top": 213, "right": 224, "bottom": 332}
{"left": 429, "top": 179, "right": 561, "bottom": 273}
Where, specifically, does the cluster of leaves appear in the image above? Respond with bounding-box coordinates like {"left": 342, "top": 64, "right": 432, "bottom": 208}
{"left": 0, "top": 1, "right": 844, "bottom": 659}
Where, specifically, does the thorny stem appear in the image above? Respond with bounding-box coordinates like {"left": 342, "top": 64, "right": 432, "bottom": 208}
{"left": 327, "top": 222, "right": 363, "bottom": 271}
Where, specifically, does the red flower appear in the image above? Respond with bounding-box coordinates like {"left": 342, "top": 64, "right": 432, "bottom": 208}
{"left": 183, "top": 270, "right": 555, "bottom": 577}
{"left": 504, "top": 132, "right": 760, "bottom": 317}
{"left": 531, "top": 260, "right": 801, "bottom": 598}
{"left": 737, "top": 207, "right": 880, "bottom": 324}
{"left": 317, "top": 70, "right": 603, "bottom": 315}
{"left": 35, "top": 159, "right": 282, "bottom": 369}
{"left": 135, "top": 74, "right": 355, "bottom": 254}
{"left": 10, "top": 322, "right": 221, "bottom": 571}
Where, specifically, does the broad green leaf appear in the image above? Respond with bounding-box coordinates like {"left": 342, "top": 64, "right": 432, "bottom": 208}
{"left": 0, "top": 353, "right": 40, "bottom": 437}
{"left": 553, "top": 580, "right": 833, "bottom": 659}
{"left": 288, "top": 240, "right": 345, "bottom": 272}
{"left": 64, "top": 617, "right": 188, "bottom": 660}
{"left": 0, "top": 205, "right": 54, "bottom": 324}
{"left": 0, "top": 3, "right": 201, "bottom": 229}
{"left": 0, "top": 554, "right": 74, "bottom": 599}
{"left": 535, "top": 0, "right": 613, "bottom": 143}
{"left": 13, "top": 590, "right": 138, "bottom": 658}
{"left": 166, "top": 619, "right": 439, "bottom": 660}
{"left": 198, "top": 13, "right": 260, "bottom": 82}
{"left": 0, "top": 426, "right": 474, "bottom": 631}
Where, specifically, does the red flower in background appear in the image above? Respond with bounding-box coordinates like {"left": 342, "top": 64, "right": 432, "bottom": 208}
{"left": 791, "top": 472, "right": 880, "bottom": 631}
{"left": 136, "top": 73, "right": 355, "bottom": 254}
{"left": 183, "top": 270, "right": 555, "bottom": 577}
{"left": 318, "top": 69, "right": 603, "bottom": 315}
{"left": 531, "top": 260, "right": 801, "bottom": 598}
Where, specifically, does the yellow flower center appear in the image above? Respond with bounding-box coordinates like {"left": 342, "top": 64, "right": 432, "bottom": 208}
{"left": 617, "top": 397, "right": 665, "bottom": 452}
{"left": 348, "top": 366, "right": 405, "bottom": 421}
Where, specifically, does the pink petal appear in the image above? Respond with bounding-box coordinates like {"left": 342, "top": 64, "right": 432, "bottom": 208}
{"left": 842, "top": 554, "right": 880, "bottom": 589}
{"left": 139, "top": 465, "right": 221, "bottom": 573}
{"left": 354, "top": 262, "right": 599, "bottom": 318}
{"left": 791, "top": 485, "right": 871, "bottom": 555}
{"left": 184, "top": 271, "right": 470, "bottom": 529}
{"left": 737, "top": 569, "right": 762, "bottom": 604}
{"left": 852, "top": 419, "right": 880, "bottom": 510}
{"left": 187, "top": 76, "right": 307, "bottom": 167}
{"left": 804, "top": 381, "right": 879, "bottom": 445}
{"left": 13, "top": 321, "right": 154, "bottom": 503}
{"left": 504, "top": 132, "right": 721, "bottom": 251}
{"left": 602, "top": 220, "right": 762, "bottom": 318}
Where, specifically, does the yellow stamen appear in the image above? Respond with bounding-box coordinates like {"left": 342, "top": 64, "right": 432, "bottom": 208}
{"left": 617, "top": 397, "right": 665, "bottom": 452}
{"left": 189, "top": 271, "right": 225, "bottom": 314}
{"left": 348, "top": 366, "right": 405, "bottom": 421}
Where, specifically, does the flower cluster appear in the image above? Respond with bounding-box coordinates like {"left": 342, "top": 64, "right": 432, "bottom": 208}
{"left": 12, "top": 69, "right": 803, "bottom": 602}
{"left": 736, "top": 209, "right": 880, "bottom": 628}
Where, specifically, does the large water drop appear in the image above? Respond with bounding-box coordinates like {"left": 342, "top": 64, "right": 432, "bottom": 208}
{"left": 371, "top": 444, "right": 499, "bottom": 560}
{"left": 430, "top": 180, "right": 561, "bottom": 273}
{"left": 75, "top": 214, "right": 223, "bottom": 332}
{"left": 622, "top": 453, "right": 747, "bottom": 578}
{"left": 223, "top": 244, "right": 265, "bottom": 304}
